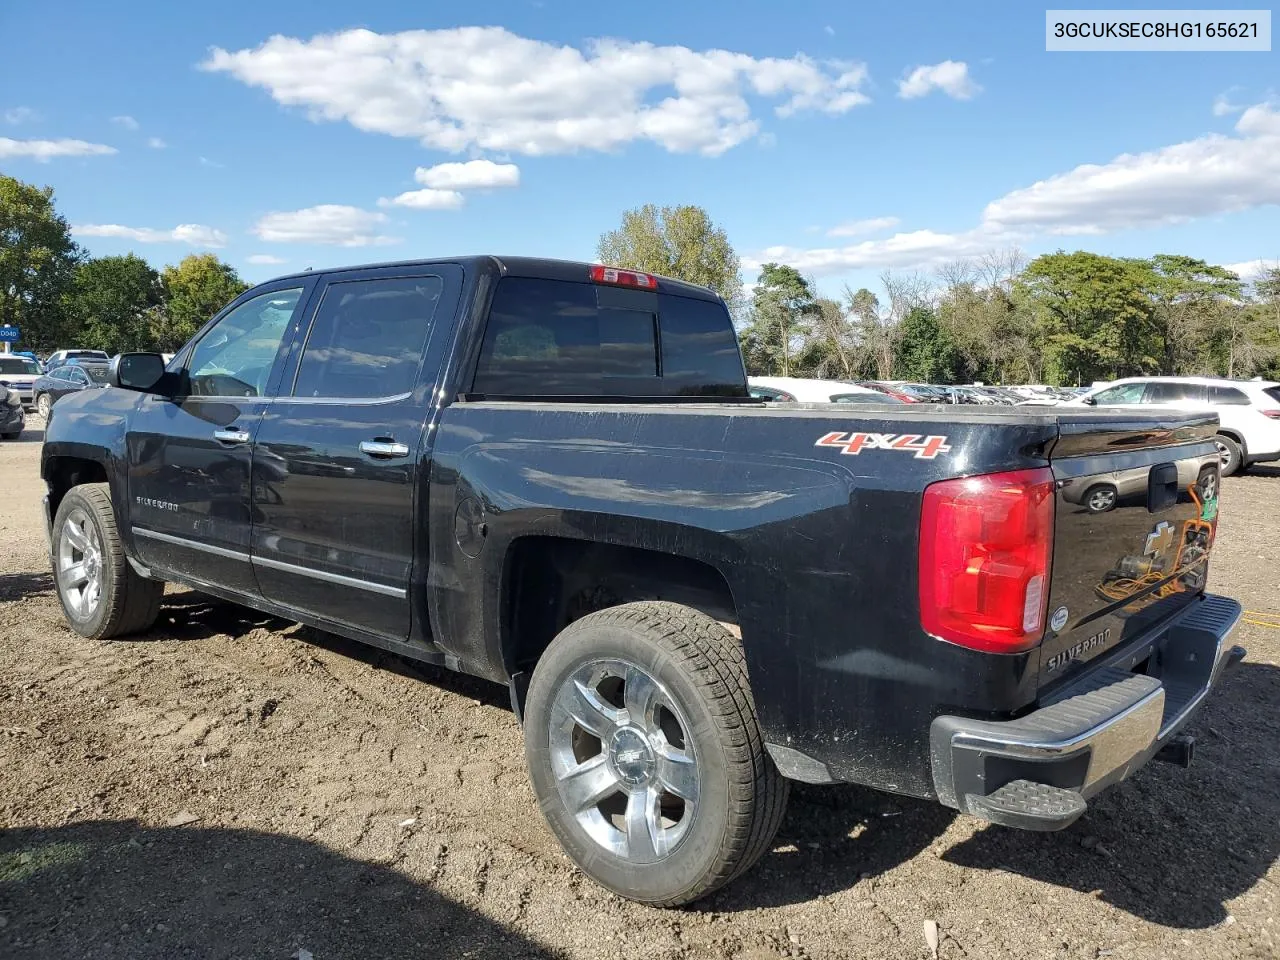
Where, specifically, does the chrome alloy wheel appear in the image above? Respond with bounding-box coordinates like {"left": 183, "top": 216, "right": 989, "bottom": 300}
{"left": 1214, "top": 440, "right": 1232, "bottom": 468}
{"left": 548, "top": 659, "right": 699, "bottom": 864}
{"left": 1200, "top": 470, "right": 1219, "bottom": 501}
{"left": 1088, "top": 488, "right": 1117, "bottom": 512}
{"left": 58, "top": 508, "right": 104, "bottom": 619}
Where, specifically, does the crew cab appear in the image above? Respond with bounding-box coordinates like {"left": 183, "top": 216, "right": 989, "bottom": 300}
{"left": 41, "top": 256, "right": 1244, "bottom": 906}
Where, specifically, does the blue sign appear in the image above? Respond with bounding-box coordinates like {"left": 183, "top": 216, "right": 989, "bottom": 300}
{"left": 0, "top": 326, "right": 18, "bottom": 343}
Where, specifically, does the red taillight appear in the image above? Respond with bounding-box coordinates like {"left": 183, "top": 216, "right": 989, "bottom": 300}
{"left": 919, "top": 468, "right": 1055, "bottom": 654}
{"left": 1263, "top": 410, "right": 1280, "bottom": 420}
{"left": 589, "top": 264, "right": 658, "bottom": 289}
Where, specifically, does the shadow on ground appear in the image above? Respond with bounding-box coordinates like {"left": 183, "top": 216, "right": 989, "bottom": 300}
{"left": 0, "top": 821, "right": 555, "bottom": 960}
{"left": 943, "top": 660, "right": 1280, "bottom": 928}
{"left": 151, "top": 590, "right": 513, "bottom": 710}
{"left": 152, "top": 591, "right": 290, "bottom": 641}
{"left": 709, "top": 783, "right": 955, "bottom": 912}
{"left": 8, "top": 422, "right": 44, "bottom": 444}
{"left": 0, "top": 571, "right": 53, "bottom": 603}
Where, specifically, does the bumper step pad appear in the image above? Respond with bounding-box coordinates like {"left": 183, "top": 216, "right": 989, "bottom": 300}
{"left": 966, "top": 779, "right": 1088, "bottom": 831}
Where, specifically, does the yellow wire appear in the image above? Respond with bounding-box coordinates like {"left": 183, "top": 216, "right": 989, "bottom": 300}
{"left": 1243, "top": 619, "right": 1280, "bottom": 630}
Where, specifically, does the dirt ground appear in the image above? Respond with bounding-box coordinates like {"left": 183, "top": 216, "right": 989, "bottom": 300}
{"left": 2, "top": 416, "right": 1278, "bottom": 960}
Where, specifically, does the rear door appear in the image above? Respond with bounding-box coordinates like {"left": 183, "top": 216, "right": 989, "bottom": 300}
{"left": 250, "top": 264, "right": 463, "bottom": 639}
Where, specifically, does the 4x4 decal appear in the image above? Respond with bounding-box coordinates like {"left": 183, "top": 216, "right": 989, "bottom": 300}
{"left": 815, "top": 431, "right": 952, "bottom": 460}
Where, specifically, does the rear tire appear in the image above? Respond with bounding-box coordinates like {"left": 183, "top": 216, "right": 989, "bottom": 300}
{"left": 36, "top": 392, "right": 52, "bottom": 420}
{"left": 1215, "top": 434, "right": 1242, "bottom": 477}
{"left": 523, "top": 601, "right": 788, "bottom": 906}
{"left": 51, "top": 484, "right": 163, "bottom": 640}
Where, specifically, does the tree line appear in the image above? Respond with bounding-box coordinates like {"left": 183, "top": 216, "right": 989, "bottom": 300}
{"left": 4, "top": 175, "right": 1277, "bottom": 385}
{"left": 1, "top": 174, "right": 248, "bottom": 354}
{"left": 601, "top": 204, "right": 1280, "bottom": 386}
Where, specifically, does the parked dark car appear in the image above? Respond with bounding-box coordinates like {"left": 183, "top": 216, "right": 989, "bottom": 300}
{"left": 0, "top": 384, "right": 24, "bottom": 438}
{"left": 33, "top": 363, "right": 110, "bottom": 419}
{"left": 42, "top": 255, "right": 1243, "bottom": 906}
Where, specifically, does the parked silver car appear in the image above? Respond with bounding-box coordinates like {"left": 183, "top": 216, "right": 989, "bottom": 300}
{"left": 1060, "top": 453, "right": 1219, "bottom": 513}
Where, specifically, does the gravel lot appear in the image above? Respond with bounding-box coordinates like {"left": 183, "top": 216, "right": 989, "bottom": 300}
{"left": 2, "top": 416, "right": 1278, "bottom": 960}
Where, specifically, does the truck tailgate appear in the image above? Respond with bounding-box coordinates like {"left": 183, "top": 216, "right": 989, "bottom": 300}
{"left": 1039, "top": 412, "right": 1221, "bottom": 692}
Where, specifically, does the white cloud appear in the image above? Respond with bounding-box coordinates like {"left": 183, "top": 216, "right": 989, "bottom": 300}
{"left": 251, "top": 204, "right": 399, "bottom": 246}
{"left": 247, "top": 253, "right": 288, "bottom": 265}
{"left": 0, "top": 137, "right": 116, "bottom": 161}
{"left": 1224, "top": 259, "right": 1276, "bottom": 281}
{"left": 147, "top": 136, "right": 167, "bottom": 149}
{"left": 110, "top": 115, "right": 140, "bottom": 131}
{"left": 898, "top": 60, "right": 980, "bottom": 100}
{"left": 746, "top": 229, "right": 1001, "bottom": 277}
{"left": 982, "top": 102, "right": 1280, "bottom": 235}
{"left": 1212, "top": 93, "right": 1242, "bottom": 116}
{"left": 826, "top": 216, "right": 900, "bottom": 237}
{"left": 3, "top": 106, "right": 37, "bottom": 124}
{"left": 415, "top": 159, "right": 520, "bottom": 190}
{"left": 379, "top": 188, "right": 465, "bottom": 210}
{"left": 201, "top": 27, "right": 871, "bottom": 157}
{"left": 73, "top": 223, "right": 228, "bottom": 247}
{"left": 823, "top": 25, "right": 835, "bottom": 36}
{"left": 199, "top": 156, "right": 224, "bottom": 168}
{"left": 749, "top": 101, "right": 1280, "bottom": 276}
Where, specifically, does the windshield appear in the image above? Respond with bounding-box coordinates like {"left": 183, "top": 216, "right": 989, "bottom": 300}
{"left": 0, "top": 357, "right": 40, "bottom": 375}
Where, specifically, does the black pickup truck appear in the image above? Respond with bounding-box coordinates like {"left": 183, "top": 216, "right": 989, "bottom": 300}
{"left": 42, "top": 256, "right": 1244, "bottom": 905}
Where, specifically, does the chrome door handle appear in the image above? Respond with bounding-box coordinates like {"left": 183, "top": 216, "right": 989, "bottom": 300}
{"left": 213, "top": 428, "right": 251, "bottom": 444}
{"left": 360, "top": 440, "right": 410, "bottom": 459}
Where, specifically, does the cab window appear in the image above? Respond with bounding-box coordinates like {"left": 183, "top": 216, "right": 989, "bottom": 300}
{"left": 187, "top": 287, "right": 304, "bottom": 397}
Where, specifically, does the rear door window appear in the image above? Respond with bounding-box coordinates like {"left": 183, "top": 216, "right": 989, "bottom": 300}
{"left": 292, "top": 276, "right": 445, "bottom": 399}
{"left": 473, "top": 277, "right": 744, "bottom": 397}
{"left": 1144, "top": 382, "right": 1207, "bottom": 404}
{"left": 1208, "top": 385, "right": 1250, "bottom": 405}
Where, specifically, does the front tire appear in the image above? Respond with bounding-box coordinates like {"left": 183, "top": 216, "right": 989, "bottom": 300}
{"left": 51, "top": 484, "right": 163, "bottom": 640}
{"left": 36, "top": 392, "right": 52, "bottom": 420}
{"left": 1215, "top": 434, "right": 1242, "bottom": 477}
{"left": 523, "top": 601, "right": 788, "bottom": 906}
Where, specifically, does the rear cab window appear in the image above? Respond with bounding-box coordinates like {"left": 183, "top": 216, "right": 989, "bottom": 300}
{"left": 472, "top": 277, "right": 746, "bottom": 398}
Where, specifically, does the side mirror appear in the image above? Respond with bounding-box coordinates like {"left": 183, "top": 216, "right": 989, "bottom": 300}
{"left": 110, "top": 353, "right": 167, "bottom": 393}
{"left": 1082, "top": 395, "right": 1097, "bottom": 405}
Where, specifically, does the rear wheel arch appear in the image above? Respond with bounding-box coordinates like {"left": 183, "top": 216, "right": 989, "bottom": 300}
{"left": 499, "top": 536, "right": 741, "bottom": 682}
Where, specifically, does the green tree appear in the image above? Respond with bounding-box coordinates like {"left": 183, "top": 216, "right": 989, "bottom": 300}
{"left": 0, "top": 175, "right": 82, "bottom": 350}
{"left": 794, "top": 296, "right": 857, "bottom": 379}
{"left": 739, "top": 263, "right": 815, "bottom": 376}
{"left": 63, "top": 254, "right": 163, "bottom": 353}
{"left": 1021, "top": 251, "right": 1158, "bottom": 384}
{"left": 597, "top": 204, "right": 743, "bottom": 311}
{"left": 156, "top": 254, "right": 248, "bottom": 350}
{"left": 893, "top": 306, "right": 964, "bottom": 383}
{"left": 1146, "top": 255, "right": 1243, "bottom": 375}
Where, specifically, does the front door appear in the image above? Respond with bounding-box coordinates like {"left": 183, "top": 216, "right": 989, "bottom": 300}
{"left": 127, "top": 281, "right": 312, "bottom": 594}
{"left": 251, "top": 266, "right": 461, "bottom": 638}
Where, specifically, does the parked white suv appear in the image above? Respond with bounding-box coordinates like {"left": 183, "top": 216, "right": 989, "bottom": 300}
{"left": 1070, "top": 376, "right": 1280, "bottom": 475}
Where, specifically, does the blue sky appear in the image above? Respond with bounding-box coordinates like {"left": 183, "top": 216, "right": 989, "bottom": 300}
{"left": 1, "top": 1, "right": 1276, "bottom": 296}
